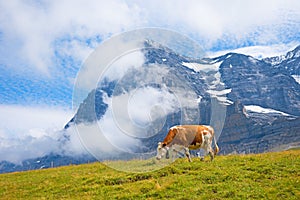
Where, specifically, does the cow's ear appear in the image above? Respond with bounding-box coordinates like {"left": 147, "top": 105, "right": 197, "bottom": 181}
{"left": 162, "top": 143, "right": 167, "bottom": 147}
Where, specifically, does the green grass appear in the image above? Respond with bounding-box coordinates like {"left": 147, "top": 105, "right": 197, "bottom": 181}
{"left": 0, "top": 150, "right": 299, "bottom": 199}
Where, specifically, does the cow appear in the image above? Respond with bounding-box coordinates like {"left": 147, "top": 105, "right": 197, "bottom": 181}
{"left": 156, "top": 125, "right": 219, "bottom": 162}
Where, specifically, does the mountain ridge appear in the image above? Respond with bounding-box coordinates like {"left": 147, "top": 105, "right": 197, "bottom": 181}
{"left": 1, "top": 43, "right": 300, "bottom": 173}
{"left": 65, "top": 42, "right": 300, "bottom": 153}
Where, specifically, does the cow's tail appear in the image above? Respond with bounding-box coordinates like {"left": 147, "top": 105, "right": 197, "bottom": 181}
{"left": 213, "top": 136, "right": 219, "bottom": 156}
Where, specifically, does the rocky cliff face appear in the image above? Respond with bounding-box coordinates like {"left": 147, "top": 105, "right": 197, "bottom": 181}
{"left": 65, "top": 42, "right": 300, "bottom": 156}
{"left": 218, "top": 101, "right": 300, "bottom": 154}
{"left": 218, "top": 53, "right": 300, "bottom": 116}
{"left": 264, "top": 45, "right": 300, "bottom": 75}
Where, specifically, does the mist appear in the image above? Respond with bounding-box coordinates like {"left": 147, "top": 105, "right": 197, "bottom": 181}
{"left": 0, "top": 105, "right": 88, "bottom": 164}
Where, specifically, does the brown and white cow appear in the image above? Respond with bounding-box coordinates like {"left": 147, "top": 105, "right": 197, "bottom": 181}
{"left": 156, "top": 125, "right": 219, "bottom": 162}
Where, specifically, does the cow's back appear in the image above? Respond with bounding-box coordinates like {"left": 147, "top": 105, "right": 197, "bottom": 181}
{"left": 163, "top": 125, "right": 214, "bottom": 147}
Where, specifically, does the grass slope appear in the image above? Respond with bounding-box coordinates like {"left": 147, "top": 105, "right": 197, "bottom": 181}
{"left": 0, "top": 150, "right": 299, "bottom": 199}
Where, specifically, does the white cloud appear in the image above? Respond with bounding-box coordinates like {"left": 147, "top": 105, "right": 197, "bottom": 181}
{"left": 0, "top": 105, "right": 73, "bottom": 133}
{"left": 208, "top": 42, "right": 300, "bottom": 59}
{"left": 109, "top": 86, "right": 179, "bottom": 133}
{"left": 0, "top": 0, "right": 142, "bottom": 75}
{"left": 1, "top": 0, "right": 300, "bottom": 76}
{"left": 73, "top": 85, "right": 181, "bottom": 159}
{"left": 133, "top": 0, "right": 300, "bottom": 47}
{"left": 127, "top": 86, "right": 179, "bottom": 126}
{"left": 0, "top": 129, "right": 60, "bottom": 164}
{"left": 0, "top": 105, "right": 76, "bottom": 163}
{"left": 61, "top": 126, "right": 90, "bottom": 157}
{"left": 104, "top": 50, "right": 145, "bottom": 81}
{"left": 0, "top": 101, "right": 161, "bottom": 164}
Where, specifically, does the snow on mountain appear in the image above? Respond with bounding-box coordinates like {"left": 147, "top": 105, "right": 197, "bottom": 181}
{"left": 181, "top": 62, "right": 219, "bottom": 72}
{"left": 292, "top": 75, "right": 300, "bottom": 84}
{"left": 264, "top": 45, "right": 300, "bottom": 67}
{"left": 207, "top": 89, "right": 233, "bottom": 105}
{"left": 208, "top": 43, "right": 298, "bottom": 59}
{"left": 181, "top": 61, "right": 232, "bottom": 105}
{"left": 244, "top": 105, "right": 290, "bottom": 116}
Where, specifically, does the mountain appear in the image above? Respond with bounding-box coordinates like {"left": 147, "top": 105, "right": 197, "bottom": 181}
{"left": 220, "top": 53, "right": 300, "bottom": 115}
{"left": 2, "top": 43, "right": 300, "bottom": 174}
{"left": 65, "top": 42, "right": 300, "bottom": 155}
{"left": 218, "top": 101, "right": 300, "bottom": 154}
{"left": 264, "top": 45, "right": 300, "bottom": 75}
{"left": 0, "top": 153, "right": 95, "bottom": 174}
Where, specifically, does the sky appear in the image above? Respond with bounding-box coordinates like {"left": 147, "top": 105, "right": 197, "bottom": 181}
{"left": 0, "top": 0, "right": 300, "bottom": 164}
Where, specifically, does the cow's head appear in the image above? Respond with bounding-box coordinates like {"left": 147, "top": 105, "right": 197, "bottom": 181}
{"left": 156, "top": 142, "right": 169, "bottom": 160}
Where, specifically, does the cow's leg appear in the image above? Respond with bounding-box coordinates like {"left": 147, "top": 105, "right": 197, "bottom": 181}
{"left": 171, "top": 149, "right": 177, "bottom": 162}
{"left": 184, "top": 147, "right": 192, "bottom": 162}
{"left": 169, "top": 146, "right": 178, "bottom": 162}
{"left": 197, "top": 150, "right": 205, "bottom": 161}
{"left": 201, "top": 145, "right": 209, "bottom": 160}
{"left": 208, "top": 146, "right": 214, "bottom": 161}
{"left": 165, "top": 148, "right": 170, "bottom": 159}
{"left": 205, "top": 136, "right": 214, "bottom": 161}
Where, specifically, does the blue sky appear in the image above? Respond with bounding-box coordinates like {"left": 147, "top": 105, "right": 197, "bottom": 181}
{"left": 0, "top": 0, "right": 300, "bottom": 163}
{"left": 1, "top": 0, "right": 300, "bottom": 108}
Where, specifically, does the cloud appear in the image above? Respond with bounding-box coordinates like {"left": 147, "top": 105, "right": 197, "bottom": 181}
{"left": 104, "top": 50, "right": 145, "bottom": 81}
{"left": 74, "top": 84, "right": 181, "bottom": 159}
{"left": 126, "top": 86, "right": 179, "bottom": 127}
{"left": 0, "top": 79, "right": 215, "bottom": 164}
{"left": 208, "top": 42, "right": 300, "bottom": 59}
{"left": 108, "top": 86, "right": 179, "bottom": 135}
{"left": 136, "top": 0, "right": 300, "bottom": 48}
{"left": 1, "top": 0, "right": 300, "bottom": 76}
{"left": 0, "top": 0, "right": 142, "bottom": 75}
{"left": 0, "top": 105, "right": 84, "bottom": 164}
{"left": 0, "top": 105, "right": 72, "bottom": 132}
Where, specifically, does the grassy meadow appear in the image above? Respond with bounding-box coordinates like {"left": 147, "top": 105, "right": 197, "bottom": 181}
{"left": 0, "top": 149, "right": 299, "bottom": 199}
